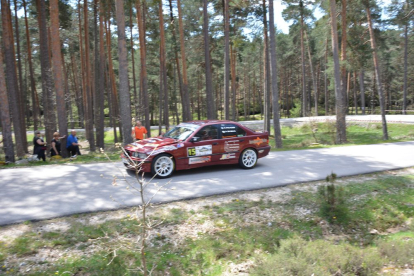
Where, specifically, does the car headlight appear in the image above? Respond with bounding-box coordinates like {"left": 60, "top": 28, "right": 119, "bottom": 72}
{"left": 132, "top": 152, "right": 148, "bottom": 159}
{"left": 138, "top": 153, "right": 148, "bottom": 159}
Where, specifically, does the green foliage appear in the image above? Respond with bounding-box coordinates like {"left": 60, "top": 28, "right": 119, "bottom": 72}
{"left": 8, "top": 235, "right": 44, "bottom": 256}
{"left": 289, "top": 100, "right": 302, "bottom": 118}
{"left": 251, "top": 237, "right": 383, "bottom": 276}
{"left": 377, "top": 232, "right": 414, "bottom": 266}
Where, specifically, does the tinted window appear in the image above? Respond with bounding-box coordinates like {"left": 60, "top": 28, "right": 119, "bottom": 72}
{"left": 220, "top": 124, "right": 246, "bottom": 138}
{"left": 194, "top": 125, "right": 219, "bottom": 141}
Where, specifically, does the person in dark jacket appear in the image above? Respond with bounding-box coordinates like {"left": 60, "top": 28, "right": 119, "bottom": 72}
{"left": 33, "top": 130, "right": 47, "bottom": 161}
{"left": 50, "top": 132, "right": 66, "bottom": 157}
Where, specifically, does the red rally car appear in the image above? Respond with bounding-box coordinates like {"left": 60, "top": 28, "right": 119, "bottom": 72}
{"left": 121, "top": 120, "right": 271, "bottom": 178}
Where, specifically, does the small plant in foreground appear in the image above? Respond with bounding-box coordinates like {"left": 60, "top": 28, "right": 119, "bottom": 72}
{"left": 318, "top": 172, "right": 349, "bottom": 224}
{"left": 101, "top": 144, "right": 172, "bottom": 275}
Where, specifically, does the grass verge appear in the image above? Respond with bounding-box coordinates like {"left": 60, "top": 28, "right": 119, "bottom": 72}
{"left": 269, "top": 122, "right": 414, "bottom": 151}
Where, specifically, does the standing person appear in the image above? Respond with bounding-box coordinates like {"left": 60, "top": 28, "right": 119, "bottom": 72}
{"left": 50, "top": 132, "right": 66, "bottom": 157}
{"left": 131, "top": 121, "right": 148, "bottom": 141}
{"left": 33, "top": 130, "right": 47, "bottom": 161}
{"left": 66, "top": 130, "right": 81, "bottom": 157}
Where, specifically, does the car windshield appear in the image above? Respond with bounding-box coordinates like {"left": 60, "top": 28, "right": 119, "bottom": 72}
{"left": 163, "top": 124, "right": 199, "bottom": 141}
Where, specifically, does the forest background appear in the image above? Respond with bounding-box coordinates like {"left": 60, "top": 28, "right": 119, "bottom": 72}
{"left": 0, "top": 0, "right": 413, "bottom": 162}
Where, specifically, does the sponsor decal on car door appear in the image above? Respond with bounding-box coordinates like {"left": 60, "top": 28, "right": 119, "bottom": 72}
{"left": 219, "top": 123, "right": 248, "bottom": 162}
{"left": 186, "top": 125, "right": 221, "bottom": 166}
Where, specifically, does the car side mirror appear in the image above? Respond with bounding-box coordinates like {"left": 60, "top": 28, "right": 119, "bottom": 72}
{"left": 191, "top": 137, "right": 201, "bottom": 143}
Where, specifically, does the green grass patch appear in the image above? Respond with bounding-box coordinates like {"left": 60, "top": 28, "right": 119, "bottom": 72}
{"left": 269, "top": 122, "right": 414, "bottom": 151}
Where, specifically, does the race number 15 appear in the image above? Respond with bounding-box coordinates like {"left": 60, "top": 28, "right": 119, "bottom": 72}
{"left": 187, "top": 147, "right": 196, "bottom": 156}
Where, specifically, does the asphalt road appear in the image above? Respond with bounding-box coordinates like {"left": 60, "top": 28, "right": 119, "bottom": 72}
{"left": 1, "top": 141, "right": 414, "bottom": 225}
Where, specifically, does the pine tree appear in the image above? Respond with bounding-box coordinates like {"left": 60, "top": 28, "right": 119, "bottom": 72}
{"left": 115, "top": 0, "right": 133, "bottom": 144}
{"left": 50, "top": 0, "right": 68, "bottom": 157}
{"left": 0, "top": 43, "right": 15, "bottom": 162}
{"left": 269, "top": 0, "right": 283, "bottom": 148}
{"left": 329, "top": 0, "right": 347, "bottom": 143}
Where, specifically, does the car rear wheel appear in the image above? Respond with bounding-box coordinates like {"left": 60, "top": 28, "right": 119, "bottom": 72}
{"left": 239, "top": 148, "right": 257, "bottom": 169}
{"left": 151, "top": 154, "right": 175, "bottom": 178}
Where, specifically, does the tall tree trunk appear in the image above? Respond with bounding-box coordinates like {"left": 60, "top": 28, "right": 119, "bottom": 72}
{"left": 38, "top": 0, "right": 57, "bottom": 149}
{"left": 94, "top": 0, "right": 105, "bottom": 149}
{"left": 23, "top": 0, "right": 40, "bottom": 131}
{"left": 324, "top": 40, "right": 329, "bottom": 115}
{"left": 84, "top": 0, "right": 96, "bottom": 151}
{"left": 203, "top": 0, "right": 216, "bottom": 119}
{"left": 269, "top": 0, "right": 282, "bottom": 148}
{"left": 115, "top": 0, "right": 133, "bottom": 144}
{"left": 366, "top": 5, "right": 388, "bottom": 140}
{"left": 0, "top": 43, "right": 15, "bottom": 162}
{"left": 2, "top": 0, "right": 26, "bottom": 158}
{"left": 371, "top": 72, "right": 375, "bottom": 114}
{"left": 78, "top": 0, "right": 87, "bottom": 128}
{"left": 263, "top": 0, "right": 271, "bottom": 132}
{"left": 329, "top": 0, "right": 347, "bottom": 143}
{"left": 360, "top": 70, "right": 365, "bottom": 115}
{"left": 158, "top": 0, "right": 169, "bottom": 131}
{"left": 70, "top": 53, "right": 84, "bottom": 127}
{"left": 346, "top": 72, "right": 350, "bottom": 112}
{"left": 403, "top": 24, "right": 408, "bottom": 115}
{"left": 299, "top": 0, "right": 307, "bottom": 117}
{"left": 340, "top": 0, "right": 348, "bottom": 114}
{"left": 172, "top": 64, "right": 180, "bottom": 125}
{"left": 223, "top": 0, "right": 230, "bottom": 120}
{"left": 353, "top": 71, "right": 357, "bottom": 115}
{"left": 168, "top": 0, "right": 182, "bottom": 124}
{"left": 304, "top": 30, "right": 318, "bottom": 116}
{"left": 158, "top": 63, "right": 163, "bottom": 135}
{"left": 230, "top": 45, "right": 237, "bottom": 120}
{"left": 129, "top": 3, "right": 138, "bottom": 119}
{"left": 63, "top": 58, "right": 74, "bottom": 129}
{"left": 177, "top": 0, "right": 191, "bottom": 121}
{"left": 14, "top": 0, "right": 28, "bottom": 152}
{"left": 104, "top": 16, "right": 119, "bottom": 142}
{"left": 136, "top": 0, "right": 150, "bottom": 135}
{"left": 50, "top": 0, "right": 68, "bottom": 157}
{"left": 247, "top": 59, "right": 251, "bottom": 119}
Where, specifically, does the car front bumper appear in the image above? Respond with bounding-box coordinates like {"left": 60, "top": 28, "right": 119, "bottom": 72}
{"left": 121, "top": 155, "right": 152, "bottom": 172}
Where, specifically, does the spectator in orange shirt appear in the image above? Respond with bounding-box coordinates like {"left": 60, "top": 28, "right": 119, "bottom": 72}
{"left": 132, "top": 121, "right": 148, "bottom": 141}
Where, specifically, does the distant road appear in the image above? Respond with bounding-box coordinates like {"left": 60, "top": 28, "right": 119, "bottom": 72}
{"left": 2, "top": 115, "right": 412, "bottom": 135}
{"left": 0, "top": 141, "right": 413, "bottom": 225}
{"left": 239, "top": 115, "right": 414, "bottom": 130}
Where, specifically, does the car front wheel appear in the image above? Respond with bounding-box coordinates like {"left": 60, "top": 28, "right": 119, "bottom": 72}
{"left": 151, "top": 154, "right": 175, "bottom": 178}
{"left": 239, "top": 148, "right": 257, "bottom": 169}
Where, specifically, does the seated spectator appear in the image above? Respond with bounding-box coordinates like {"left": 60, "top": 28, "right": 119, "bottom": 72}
{"left": 33, "top": 130, "right": 47, "bottom": 161}
{"left": 50, "top": 132, "right": 66, "bottom": 157}
{"left": 66, "top": 130, "right": 81, "bottom": 157}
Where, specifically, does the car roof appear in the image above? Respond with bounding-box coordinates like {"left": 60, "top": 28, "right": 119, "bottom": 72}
{"left": 183, "top": 120, "right": 238, "bottom": 126}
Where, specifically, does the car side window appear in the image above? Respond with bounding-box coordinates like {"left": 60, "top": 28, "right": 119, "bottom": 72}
{"left": 220, "top": 124, "right": 246, "bottom": 138}
{"left": 194, "top": 125, "right": 219, "bottom": 141}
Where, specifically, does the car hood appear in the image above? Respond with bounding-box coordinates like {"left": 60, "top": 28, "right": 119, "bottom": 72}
{"left": 124, "top": 137, "right": 178, "bottom": 152}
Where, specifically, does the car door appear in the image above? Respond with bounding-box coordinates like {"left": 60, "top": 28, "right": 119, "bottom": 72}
{"left": 186, "top": 124, "right": 221, "bottom": 168}
{"left": 217, "top": 123, "right": 248, "bottom": 163}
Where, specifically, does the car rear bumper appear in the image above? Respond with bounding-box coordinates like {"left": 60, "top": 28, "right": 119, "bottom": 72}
{"left": 257, "top": 146, "right": 271, "bottom": 158}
